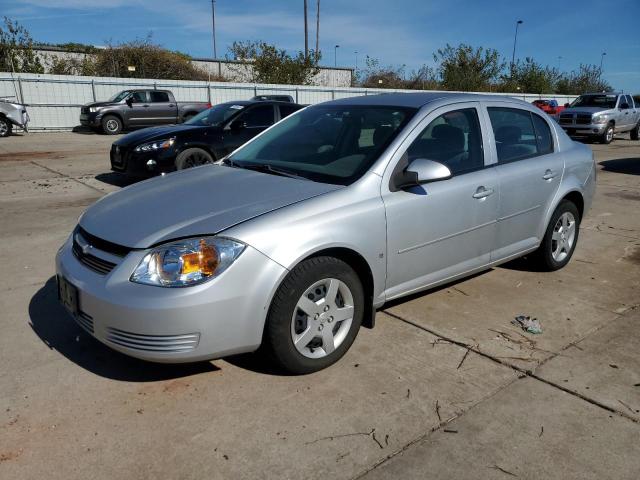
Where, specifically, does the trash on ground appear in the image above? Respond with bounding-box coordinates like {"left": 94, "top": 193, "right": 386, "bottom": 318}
{"left": 511, "top": 315, "right": 543, "bottom": 334}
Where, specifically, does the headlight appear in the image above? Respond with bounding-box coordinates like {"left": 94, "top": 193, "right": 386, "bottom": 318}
{"left": 134, "top": 137, "right": 176, "bottom": 153}
{"left": 592, "top": 114, "right": 608, "bottom": 124}
{"left": 131, "top": 237, "right": 245, "bottom": 287}
{"left": 89, "top": 107, "right": 100, "bottom": 113}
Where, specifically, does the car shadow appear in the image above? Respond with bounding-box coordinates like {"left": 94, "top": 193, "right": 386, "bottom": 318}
{"left": 599, "top": 158, "right": 640, "bottom": 176}
{"left": 94, "top": 172, "right": 141, "bottom": 188}
{"left": 28, "top": 277, "right": 219, "bottom": 382}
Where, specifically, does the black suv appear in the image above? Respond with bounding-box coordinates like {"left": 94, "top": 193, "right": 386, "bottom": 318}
{"left": 110, "top": 100, "right": 303, "bottom": 177}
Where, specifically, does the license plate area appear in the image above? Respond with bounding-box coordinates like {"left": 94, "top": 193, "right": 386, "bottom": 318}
{"left": 57, "top": 275, "right": 78, "bottom": 316}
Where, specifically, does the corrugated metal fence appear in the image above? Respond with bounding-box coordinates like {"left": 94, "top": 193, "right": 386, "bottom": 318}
{"left": 0, "top": 72, "right": 578, "bottom": 131}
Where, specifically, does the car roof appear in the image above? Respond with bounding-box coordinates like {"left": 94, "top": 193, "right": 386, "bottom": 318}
{"left": 322, "top": 92, "right": 531, "bottom": 109}
{"left": 219, "top": 100, "right": 302, "bottom": 107}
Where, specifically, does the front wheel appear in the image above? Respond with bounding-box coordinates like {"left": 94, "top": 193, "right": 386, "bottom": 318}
{"left": 0, "top": 117, "right": 12, "bottom": 137}
{"left": 262, "top": 256, "right": 364, "bottom": 374}
{"left": 531, "top": 200, "right": 580, "bottom": 271}
{"left": 101, "top": 115, "right": 122, "bottom": 135}
{"left": 631, "top": 122, "right": 639, "bottom": 141}
{"left": 600, "top": 124, "right": 614, "bottom": 144}
{"left": 175, "top": 148, "right": 214, "bottom": 170}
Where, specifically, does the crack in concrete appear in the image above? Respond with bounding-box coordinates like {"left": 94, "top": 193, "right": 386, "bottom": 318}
{"left": 29, "top": 160, "right": 106, "bottom": 195}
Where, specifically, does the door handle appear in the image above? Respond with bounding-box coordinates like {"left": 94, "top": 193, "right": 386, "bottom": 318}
{"left": 142, "top": 104, "right": 150, "bottom": 108}
{"left": 542, "top": 169, "right": 558, "bottom": 180}
{"left": 472, "top": 186, "right": 494, "bottom": 199}
{"left": 168, "top": 104, "right": 175, "bottom": 107}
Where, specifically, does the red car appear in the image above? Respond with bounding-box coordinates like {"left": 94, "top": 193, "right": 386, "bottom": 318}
{"left": 532, "top": 99, "right": 565, "bottom": 116}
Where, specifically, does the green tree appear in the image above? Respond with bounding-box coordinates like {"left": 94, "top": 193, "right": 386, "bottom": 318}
{"left": 358, "top": 56, "right": 439, "bottom": 90}
{"left": 227, "top": 41, "right": 320, "bottom": 85}
{"left": 0, "top": 17, "right": 44, "bottom": 73}
{"left": 555, "top": 64, "right": 612, "bottom": 94}
{"left": 433, "top": 43, "right": 502, "bottom": 91}
{"left": 499, "top": 57, "right": 560, "bottom": 93}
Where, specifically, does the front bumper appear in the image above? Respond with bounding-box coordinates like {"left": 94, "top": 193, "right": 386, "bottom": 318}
{"left": 80, "top": 112, "right": 102, "bottom": 127}
{"left": 55, "top": 234, "right": 287, "bottom": 363}
{"left": 559, "top": 123, "right": 607, "bottom": 136}
{"left": 110, "top": 144, "right": 178, "bottom": 177}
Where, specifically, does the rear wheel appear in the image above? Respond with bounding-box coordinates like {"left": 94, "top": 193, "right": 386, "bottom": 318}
{"left": 600, "top": 124, "right": 614, "bottom": 144}
{"left": 631, "top": 122, "right": 639, "bottom": 141}
{"left": 175, "top": 148, "right": 214, "bottom": 170}
{"left": 0, "top": 117, "right": 12, "bottom": 137}
{"left": 262, "top": 256, "right": 364, "bottom": 374}
{"left": 530, "top": 200, "right": 580, "bottom": 271}
{"left": 101, "top": 115, "right": 122, "bottom": 135}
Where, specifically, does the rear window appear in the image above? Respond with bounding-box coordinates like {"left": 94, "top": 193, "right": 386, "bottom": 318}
{"left": 279, "top": 104, "right": 301, "bottom": 118}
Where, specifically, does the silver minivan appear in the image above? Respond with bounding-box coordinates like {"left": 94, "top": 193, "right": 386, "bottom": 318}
{"left": 56, "top": 93, "right": 596, "bottom": 374}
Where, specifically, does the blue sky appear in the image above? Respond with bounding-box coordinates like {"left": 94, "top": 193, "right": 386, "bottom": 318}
{"left": 2, "top": 0, "right": 639, "bottom": 92}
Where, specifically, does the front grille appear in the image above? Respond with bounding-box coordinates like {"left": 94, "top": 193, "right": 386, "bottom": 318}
{"left": 72, "top": 228, "right": 129, "bottom": 275}
{"left": 81, "top": 107, "right": 89, "bottom": 114}
{"left": 75, "top": 311, "right": 94, "bottom": 334}
{"left": 576, "top": 114, "right": 592, "bottom": 125}
{"left": 105, "top": 327, "right": 200, "bottom": 353}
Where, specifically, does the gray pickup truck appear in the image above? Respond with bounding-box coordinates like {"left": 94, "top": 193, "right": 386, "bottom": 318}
{"left": 558, "top": 92, "right": 640, "bottom": 144}
{"left": 80, "top": 89, "right": 210, "bottom": 135}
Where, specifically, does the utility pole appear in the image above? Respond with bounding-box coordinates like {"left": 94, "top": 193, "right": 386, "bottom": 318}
{"left": 334, "top": 44, "right": 339, "bottom": 67}
{"left": 304, "top": 0, "right": 309, "bottom": 60}
{"left": 315, "top": 0, "right": 320, "bottom": 64}
{"left": 599, "top": 52, "right": 606, "bottom": 72}
{"left": 211, "top": 0, "right": 220, "bottom": 76}
{"left": 510, "top": 19, "right": 523, "bottom": 76}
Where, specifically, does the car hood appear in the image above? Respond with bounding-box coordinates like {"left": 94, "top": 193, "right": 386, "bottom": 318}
{"left": 84, "top": 101, "right": 121, "bottom": 109}
{"left": 562, "top": 107, "right": 609, "bottom": 115}
{"left": 114, "top": 124, "right": 212, "bottom": 146}
{"left": 79, "top": 165, "right": 342, "bottom": 249}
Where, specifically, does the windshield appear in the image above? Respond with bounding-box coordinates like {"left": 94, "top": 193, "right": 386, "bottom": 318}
{"left": 227, "top": 105, "right": 416, "bottom": 185}
{"left": 571, "top": 94, "right": 618, "bottom": 109}
{"left": 185, "top": 103, "right": 245, "bottom": 127}
{"left": 109, "top": 91, "right": 131, "bottom": 102}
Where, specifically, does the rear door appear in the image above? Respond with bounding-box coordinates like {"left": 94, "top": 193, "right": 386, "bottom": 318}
{"left": 485, "top": 104, "right": 563, "bottom": 260}
{"left": 221, "top": 104, "right": 276, "bottom": 155}
{"left": 147, "top": 91, "right": 177, "bottom": 125}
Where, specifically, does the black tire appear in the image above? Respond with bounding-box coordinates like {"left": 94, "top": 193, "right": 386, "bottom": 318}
{"left": 631, "top": 122, "right": 639, "bottom": 141}
{"left": 175, "top": 148, "right": 214, "bottom": 170}
{"left": 600, "top": 124, "right": 614, "bottom": 144}
{"left": 262, "top": 256, "right": 364, "bottom": 374}
{"left": 530, "top": 200, "right": 581, "bottom": 271}
{"left": 0, "top": 117, "right": 12, "bottom": 137}
{"left": 101, "top": 115, "right": 122, "bottom": 135}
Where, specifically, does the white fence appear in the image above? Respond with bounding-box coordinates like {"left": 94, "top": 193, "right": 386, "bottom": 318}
{"left": 0, "top": 72, "right": 578, "bottom": 131}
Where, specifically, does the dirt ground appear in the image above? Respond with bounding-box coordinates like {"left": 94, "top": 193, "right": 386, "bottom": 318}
{"left": 0, "top": 131, "right": 638, "bottom": 479}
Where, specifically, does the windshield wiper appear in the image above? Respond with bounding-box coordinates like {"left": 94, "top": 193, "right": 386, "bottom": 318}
{"left": 234, "top": 162, "right": 309, "bottom": 180}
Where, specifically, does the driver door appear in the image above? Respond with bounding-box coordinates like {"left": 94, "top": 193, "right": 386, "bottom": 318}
{"left": 382, "top": 102, "right": 499, "bottom": 299}
{"left": 124, "top": 91, "right": 151, "bottom": 126}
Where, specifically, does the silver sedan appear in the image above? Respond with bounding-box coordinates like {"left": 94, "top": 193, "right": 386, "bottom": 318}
{"left": 56, "top": 93, "right": 595, "bottom": 374}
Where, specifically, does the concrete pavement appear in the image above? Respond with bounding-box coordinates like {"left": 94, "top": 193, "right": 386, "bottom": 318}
{"left": 0, "top": 131, "right": 638, "bottom": 479}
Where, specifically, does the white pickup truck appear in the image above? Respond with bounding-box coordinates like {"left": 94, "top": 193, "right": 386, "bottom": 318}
{"left": 558, "top": 93, "right": 640, "bottom": 144}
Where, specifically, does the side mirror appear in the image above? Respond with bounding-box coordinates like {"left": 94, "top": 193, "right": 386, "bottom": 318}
{"left": 126, "top": 97, "right": 133, "bottom": 107}
{"left": 230, "top": 120, "right": 246, "bottom": 131}
{"left": 620, "top": 102, "right": 629, "bottom": 110}
{"left": 394, "top": 159, "right": 451, "bottom": 190}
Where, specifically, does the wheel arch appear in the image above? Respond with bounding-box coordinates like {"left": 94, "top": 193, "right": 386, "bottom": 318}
{"left": 562, "top": 190, "right": 585, "bottom": 220}
{"left": 101, "top": 111, "right": 124, "bottom": 125}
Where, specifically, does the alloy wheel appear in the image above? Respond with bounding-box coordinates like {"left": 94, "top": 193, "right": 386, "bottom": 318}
{"left": 291, "top": 278, "right": 355, "bottom": 359}
{"left": 551, "top": 212, "right": 576, "bottom": 262}
{"left": 106, "top": 119, "right": 119, "bottom": 133}
{"left": 0, "top": 119, "right": 8, "bottom": 136}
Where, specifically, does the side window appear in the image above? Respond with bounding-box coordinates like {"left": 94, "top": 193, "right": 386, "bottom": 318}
{"left": 531, "top": 113, "right": 554, "bottom": 155}
{"left": 279, "top": 104, "right": 300, "bottom": 119}
{"left": 239, "top": 105, "right": 274, "bottom": 128}
{"left": 130, "top": 91, "right": 148, "bottom": 103}
{"left": 149, "top": 91, "right": 170, "bottom": 103}
{"left": 487, "top": 107, "right": 540, "bottom": 163}
{"left": 625, "top": 95, "right": 633, "bottom": 108}
{"left": 406, "top": 108, "right": 484, "bottom": 175}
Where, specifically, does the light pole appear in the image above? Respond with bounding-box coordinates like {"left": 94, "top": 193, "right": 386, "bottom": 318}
{"left": 557, "top": 56, "right": 563, "bottom": 71}
{"left": 599, "top": 52, "right": 606, "bottom": 72}
{"left": 354, "top": 50, "right": 358, "bottom": 71}
{"left": 334, "top": 44, "right": 340, "bottom": 67}
{"left": 510, "top": 19, "right": 523, "bottom": 75}
{"left": 211, "top": 0, "right": 221, "bottom": 77}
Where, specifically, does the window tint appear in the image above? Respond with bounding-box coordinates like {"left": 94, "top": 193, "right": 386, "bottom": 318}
{"left": 130, "top": 91, "right": 147, "bottom": 103}
{"left": 488, "top": 107, "right": 542, "bottom": 163}
{"left": 240, "top": 105, "right": 274, "bottom": 127}
{"left": 531, "top": 113, "right": 553, "bottom": 155}
{"left": 406, "top": 108, "right": 484, "bottom": 175}
{"left": 149, "top": 91, "right": 170, "bottom": 103}
{"left": 279, "top": 104, "right": 300, "bottom": 118}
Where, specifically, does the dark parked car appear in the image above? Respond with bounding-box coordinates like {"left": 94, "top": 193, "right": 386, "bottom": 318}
{"left": 110, "top": 100, "right": 304, "bottom": 177}
{"left": 80, "top": 89, "right": 210, "bottom": 135}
